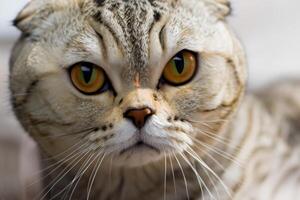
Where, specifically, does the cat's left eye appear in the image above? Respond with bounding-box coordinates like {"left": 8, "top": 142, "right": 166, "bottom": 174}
{"left": 162, "top": 50, "right": 197, "bottom": 86}
{"left": 69, "top": 62, "right": 109, "bottom": 95}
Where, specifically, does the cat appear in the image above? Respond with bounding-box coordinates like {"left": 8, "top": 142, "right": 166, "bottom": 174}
{"left": 9, "top": 0, "right": 300, "bottom": 199}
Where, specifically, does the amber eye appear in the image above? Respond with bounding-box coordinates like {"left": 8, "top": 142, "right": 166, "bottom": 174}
{"left": 162, "top": 50, "right": 197, "bottom": 85}
{"left": 69, "top": 62, "right": 107, "bottom": 95}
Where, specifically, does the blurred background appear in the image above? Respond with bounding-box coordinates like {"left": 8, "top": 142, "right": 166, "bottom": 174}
{"left": 0, "top": 0, "right": 300, "bottom": 199}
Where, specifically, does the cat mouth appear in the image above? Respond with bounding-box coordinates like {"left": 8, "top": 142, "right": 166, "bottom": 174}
{"left": 120, "top": 140, "right": 160, "bottom": 155}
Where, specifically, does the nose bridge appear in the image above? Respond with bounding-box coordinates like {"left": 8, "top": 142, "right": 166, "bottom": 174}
{"left": 122, "top": 88, "right": 155, "bottom": 110}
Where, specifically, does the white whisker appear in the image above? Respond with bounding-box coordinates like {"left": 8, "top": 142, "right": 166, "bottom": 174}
{"left": 87, "top": 153, "right": 106, "bottom": 200}
{"left": 63, "top": 153, "right": 95, "bottom": 199}
{"left": 164, "top": 152, "right": 167, "bottom": 200}
{"left": 191, "top": 137, "right": 242, "bottom": 167}
{"left": 168, "top": 154, "right": 177, "bottom": 196}
{"left": 178, "top": 151, "right": 211, "bottom": 200}
{"left": 173, "top": 152, "right": 190, "bottom": 200}
{"left": 39, "top": 151, "right": 90, "bottom": 200}
{"left": 186, "top": 146, "right": 232, "bottom": 199}
{"left": 27, "top": 142, "right": 89, "bottom": 189}
{"left": 68, "top": 152, "right": 101, "bottom": 200}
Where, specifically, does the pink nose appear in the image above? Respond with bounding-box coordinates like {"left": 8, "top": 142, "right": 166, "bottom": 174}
{"left": 124, "top": 107, "right": 154, "bottom": 129}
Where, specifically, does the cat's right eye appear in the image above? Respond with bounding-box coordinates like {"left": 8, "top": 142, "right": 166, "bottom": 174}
{"left": 69, "top": 62, "right": 109, "bottom": 95}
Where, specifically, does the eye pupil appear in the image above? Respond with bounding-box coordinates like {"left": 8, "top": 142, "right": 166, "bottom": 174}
{"left": 81, "top": 66, "right": 93, "bottom": 84}
{"left": 174, "top": 53, "right": 185, "bottom": 74}
{"left": 70, "top": 62, "right": 108, "bottom": 95}
{"left": 162, "top": 50, "right": 197, "bottom": 86}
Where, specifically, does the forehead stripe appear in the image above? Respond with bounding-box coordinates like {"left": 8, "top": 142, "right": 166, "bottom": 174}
{"left": 92, "top": 11, "right": 122, "bottom": 48}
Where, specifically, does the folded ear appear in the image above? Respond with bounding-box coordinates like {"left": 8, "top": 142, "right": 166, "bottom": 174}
{"left": 13, "top": 0, "right": 51, "bottom": 34}
{"left": 204, "top": 0, "right": 231, "bottom": 20}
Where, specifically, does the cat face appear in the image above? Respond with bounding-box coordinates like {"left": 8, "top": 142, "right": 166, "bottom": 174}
{"left": 10, "top": 0, "right": 246, "bottom": 167}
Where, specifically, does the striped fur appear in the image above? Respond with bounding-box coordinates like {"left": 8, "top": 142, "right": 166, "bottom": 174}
{"left": 9, "top": 0, "right": 300, "bottom": 199}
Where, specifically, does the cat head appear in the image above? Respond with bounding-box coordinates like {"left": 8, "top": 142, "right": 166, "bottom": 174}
{"left": 10, "top": 0, "right": 246, "bottom": 167}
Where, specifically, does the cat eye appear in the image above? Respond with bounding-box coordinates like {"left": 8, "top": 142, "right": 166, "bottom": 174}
{"left": 162, "top": 50, "right": 197, "bottom": 86}
{"left": 69, "top": 62, "right": 109, "bottom": 95}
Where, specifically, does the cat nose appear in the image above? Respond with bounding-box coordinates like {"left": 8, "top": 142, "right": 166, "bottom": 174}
{"left": 124, "top": 107, "right": 154, "bottom": 129}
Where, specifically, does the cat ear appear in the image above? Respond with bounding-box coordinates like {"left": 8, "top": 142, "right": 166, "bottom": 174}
{"left": 13, "top": 0, "right": 49, "bottom": 33}
{"left": 204, "top": 0, "right": 232, "bottom": 20}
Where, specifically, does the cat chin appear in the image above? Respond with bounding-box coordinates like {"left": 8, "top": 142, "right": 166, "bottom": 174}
{"left": 112, "top": 146, "right": 163, "bottom": 168}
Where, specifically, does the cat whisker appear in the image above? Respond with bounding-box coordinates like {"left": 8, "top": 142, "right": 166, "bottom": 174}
{"left": 41, "top": 127, "right": 97, "bottom": 139}
{"left": 186, "top": 118, "right": 228, "bottom": 124}
{"left": 27, "top": 142, "right": 89, "bottom": 189}
{"left": 86, "top": 154, "right": 102, "bottom": 197}
{"left": 203, "top": 163, "right": 221, "bottom": 200}
{"left": 180, "top": 149, "right": 216, "bottom": 200}
{"left": 194, "top": 128, "right": 241, "bottom": 150}
{"left": 27, "top": 135, "right": 93, "bottom": 182}
{"left": 198, "top": 128, "right": 242, "bottom": 150}
{"left": 60, "top": 152, "right": 96, "bottom": 200}
{"left": 190, "top": 147, "right": 222, "bottom": 200}
{"left": 173, "top": 152, "right": 190, "bottom": 200}
{"left": 68, "top": 152, "right": 101, "bottom": 200}
{"left": 51, "top": 153, "right": 95, "bottom": 200}
{"left": 168, "top": 154, "right": 177, "bottom": 196}
{"left": 189, "top": 136, "right": 243, "bottom": 167}
{"left": 177, "top": 151, "right": 207, "bottom": 199}
{"left": 193, "top": 142, "right": 226, "bottom": 171}
{"left": 41, "top": 140, "right": 89, "bottom": 162}
{"left": 175, "top": 130, "right": 242, "bottom": 166}
{"left": 43, "top": 152, "right": 90, "bottom": 200}
{"left": 38, "top": 150, "right": 91, "bottom": 200}
{"left": 185, "top": 146, "right": 233, "bottom": 199}
{"left": 183, "top": 120, "right": 242, "bottom": 151}
{"left": 35, "top": 152, "right": 83, "bottom": 199}
{"left": 87, "top": 152, "right": 106, "bottom": 200}
{"left": 195, "top": 147, "right": 227, "bottom": 200}
{"left": 164, "top": 152, "right": 167, "bottom": 200}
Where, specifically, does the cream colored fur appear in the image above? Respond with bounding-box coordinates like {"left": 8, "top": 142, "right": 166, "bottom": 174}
{"left": 9, "top": 0, "right": 300, "bottom": 199}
